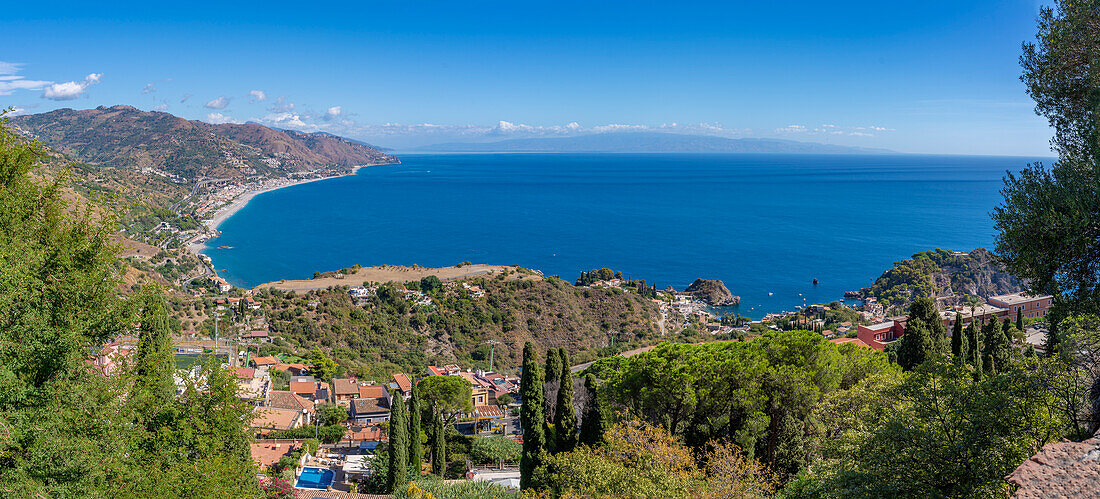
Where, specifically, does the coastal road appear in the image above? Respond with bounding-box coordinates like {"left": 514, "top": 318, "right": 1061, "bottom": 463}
{"left": 570, "top": 344, "right": 659, "bottom": 373}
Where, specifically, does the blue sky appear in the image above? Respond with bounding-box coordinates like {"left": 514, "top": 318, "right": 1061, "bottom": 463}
{"left": 0, "top": 0, "right": 1055, "bottom": 155}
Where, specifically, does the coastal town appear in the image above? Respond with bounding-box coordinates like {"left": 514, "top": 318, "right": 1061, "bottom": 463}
{"left": 86, "top": 243, "right": 1061, "bottom": 497}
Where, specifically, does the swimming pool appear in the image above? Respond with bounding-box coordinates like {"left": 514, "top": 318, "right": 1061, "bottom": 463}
{"left": 294, "top": 467, "right": 335, "bottom": 490}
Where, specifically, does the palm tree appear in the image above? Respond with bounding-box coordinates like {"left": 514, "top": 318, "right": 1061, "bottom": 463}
{"left": 964, "top": 295, "right": 981, "bottom": 327}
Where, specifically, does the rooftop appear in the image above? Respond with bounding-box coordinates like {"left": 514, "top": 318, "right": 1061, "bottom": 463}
{"left": 1006, "top": 432, "right": 1100, "bottom": 498}
{"left": 989, "top": 291, "right": 1053, "bottom": 306}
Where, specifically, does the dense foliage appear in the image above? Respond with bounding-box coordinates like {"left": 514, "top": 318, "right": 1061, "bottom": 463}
{"left": 0, "top": 116, "right": 260, "bottom": 496}
{"left": 255, "top": 274, "right": 665, "bottom": 380}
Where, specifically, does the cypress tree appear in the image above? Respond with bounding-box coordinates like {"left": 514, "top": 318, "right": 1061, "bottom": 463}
{"left": 554, "top": 349, "right": 577, "bottom": 453}
{"left": 408, "top": 379, "right": 423, "bottom": 475}
{"left": 520, "top": 341, "right": 546, "bottom": 490}
{"left": 950, "top": 313, "right": 966, "bottom": 361}
{"left": 543, "top": 348, "right": 563, "bottom": 450}
{"left": 545, "top": 350, "right": 563, "bottom": 395}
{"left": 385, "top": 389, "right": 409, "bottom": 493}
{"left": 968, "top": 320, "right": 983, "bottom": 380}
{"left": 579, "top": 374, "right": 607, "bottom": 446}
{"left": 431, "top": 409, "right": 446, "bottom": 477}
{"left": 134, "top": 292, "right": 176, "bottom": 404}
{"left": 1016, "top": 307, "right": 1024, "bottom": 332}
{"left": 896, "top": 297, "right": 948, "bottom": 370}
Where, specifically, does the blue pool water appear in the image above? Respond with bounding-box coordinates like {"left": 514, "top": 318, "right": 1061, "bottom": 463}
{"left": 294, "top": 467, "right": 335, "bottom": 489}
{"left": 206, "top": 153, "right": 1050, "bottom": 317}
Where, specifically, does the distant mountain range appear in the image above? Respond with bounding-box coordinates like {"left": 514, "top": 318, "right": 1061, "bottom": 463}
{"left": 416, "top": 131, "right": 893, "bottom": 154}
{"left": 12, "top": 105, "right": 397, "bottom": 181}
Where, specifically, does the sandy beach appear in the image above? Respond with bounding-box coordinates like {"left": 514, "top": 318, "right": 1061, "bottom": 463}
{"left": 186, "top": 165, "right": 374, "bottom": 255}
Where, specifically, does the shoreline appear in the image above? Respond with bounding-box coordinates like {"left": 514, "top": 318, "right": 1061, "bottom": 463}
{"left": 186, "top": 164, "right": 385, "bottom": 255}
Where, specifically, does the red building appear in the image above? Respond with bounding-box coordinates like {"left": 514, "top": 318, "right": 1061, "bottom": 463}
{"left": 856, "top": 317, "right": 907, "bottom": 350}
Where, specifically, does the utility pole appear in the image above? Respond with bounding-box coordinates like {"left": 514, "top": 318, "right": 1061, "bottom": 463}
{"left": 485, "top": 340, "right": 501, "bottom": 372}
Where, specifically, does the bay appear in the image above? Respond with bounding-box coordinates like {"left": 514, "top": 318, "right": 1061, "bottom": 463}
{"left": 205, "top": 153, "right": 1049, "bottom": 317}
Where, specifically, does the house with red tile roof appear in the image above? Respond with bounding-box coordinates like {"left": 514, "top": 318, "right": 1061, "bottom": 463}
{"left": 389, "top": 373, "right": 413, "bottom": 398}
{"left": 233, "top": 367, "right": 256, "bottom": 379}
{"left": 267, "top": 390, "right": 315, "bottom": 423}
{"left": 250, "top": 441, "right": 300, "bottom": 469}
{"left": 252, "top": 356, "right": 278, "bottom": 368}
{"left": 332, "top": 378, "right": 360, "bottom": 406}
{"left": 272, "top": 363, "right": 309, "bottom": 376}
{"left": 251, "top": 406, "right": 305, "bottom": 433}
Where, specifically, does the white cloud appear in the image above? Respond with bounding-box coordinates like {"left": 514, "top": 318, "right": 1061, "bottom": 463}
{"left": 0, "top": 62, "right": 101, "bottom": 98}
{"left": 204, "top": 96, "right": 230, "bottom": 109}
{"left": 323, "top": 106, "right": 341, "bottom": 121}
{"left": 261, "top": 112, "right": 311, "bottom": 130}
{"left": 153, "top": 103, "right": 168, "bottom": 111}
{"left": 205, "top": 112, "right": 244, "bottom": 124}
{"left": 142, "top": 83, "right": 156, "bottom": 94}
{"left": 269, "top": 95, "right": 294, "bottom": 112}
{"left": 776, "top": 125, "right": 807, "bottom": 133}
{"left": 248, "top": 89, "right": 266, "bottom": 102}
{"left": 42, "top": 73, "right": 102, "bottom": 101}
{"left": 180, "top": 93, "right": 192, "bottom": 103}
{"left": 849, "top": 131, "right": 873, "bottom": 137}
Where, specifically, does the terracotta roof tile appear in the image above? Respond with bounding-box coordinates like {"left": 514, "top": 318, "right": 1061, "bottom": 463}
{"left": 1006, "top": 432, "right": 1100, "bottom": 498}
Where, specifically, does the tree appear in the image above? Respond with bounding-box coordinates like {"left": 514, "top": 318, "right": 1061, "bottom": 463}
{"left": 419, "top": 374, "right": 473, "bottom": 424}
{"left": 408, "top": 379, "right": 424, "bottom": 475}
{"left": 420, "top": 275, "right": 442, "bottom": 294}
{"left": 950, "top": 313, "right": 967, "bottom": 363}
{"left": 386, "top": 388, "right": 409, "bottom": 493}
{"left": 543, "top": 347, "right": 563, "bottom": 449}
{"left": 520, "top": 341, "right": 547, "bottom": 490}
{"left": 1017, "top": 307, "right": 1025, "bottom": 332}
{"left": 579, "top": 374, "right": 608, "bottom": 447}
{"left": 495, "top": 393, "right": 514, "bottom": 407}
{"left": 967, "top": 320, "right": 984, "bottom": 380}
{"left": 1020, "top": 0, "right": 1100, "bottom": 163}
{"left": 785, "top": 358, "right": 1067, "bottom": 497}
{"left": 471, "top": 436, "right": 522, "bottom": 465}
{"left": 554, "top": 349, "right": 578, "bottom": 453}
{"left": 982, "top": 319, "right": 1012, "bottom": 375}
{"left": 994, "top": 1, "right": 1100, "bottom": 329}
{"left": 316, "top": 402, "right": 349, "bottom": 425}
{"left": 308, "top": 346, "right": 338, "bottom": 382}
{"left": 431, "top": 410, "right": 446, "bottom": 476}
{"left": 896, "top": 297, "right": 947, "bottom": 370}
{"left": 133, "top": 291, "right": 177, "bottom": 405}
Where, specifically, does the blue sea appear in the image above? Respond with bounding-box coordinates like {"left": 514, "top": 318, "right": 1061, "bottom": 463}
{"left": 205, "top": 153, "right": 1049, "bottom": 318}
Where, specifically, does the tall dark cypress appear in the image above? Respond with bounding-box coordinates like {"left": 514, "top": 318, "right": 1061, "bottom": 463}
{"left": 431, "top": 409, "right": 446, "bottom": 477}
{"left": 968, "top": 320, "right": 983, "bottom": 380}
{"left": 579, "top": 374, "right": 607, "bottom": 446}
{"left": 951, "top": 314, "right": 966, "bottom": 361}
{"left": 408, "top": 379, "right": 423, "bottom": 475}
{"left": 543, "top": 348, "right": 563, "bottom": 449}
{"left": 385, "top": 389, "right": 409, "bottom": 493}
{"left": 1016, "top": 307, "right": 1024, "bottom": 332}
{"left": 134, "top": 293, "right": 176, "bottom": 404}
{"left": 554, "top": 349, "right": 577, "bottom": 453}
{"left": 520, "top": 341, "right": 546, "bottom": 490}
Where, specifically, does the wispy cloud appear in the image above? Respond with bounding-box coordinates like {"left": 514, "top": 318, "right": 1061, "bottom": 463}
{"left": 142, "top": 82, "right": 156, "bottom": 94}
{"left": 248, "top": 89, "right": 266, "bottom": 102}
{"left": 0, "top": 61, "right": 102, "bottom": 100}
{"left": 777, "top": 123, "right": 894, "bottom": 137}
{"left": 322, "top": 106, "right": 341, "bottom": 121}
{"left": 42, "top": 73, "right": 102, "bottom": 101}
{"left": 180, "top": 93, "right": 193, "bottom": 103}
{"left": 269, "top": 95, "right": 294, "bottom": 112}
{"left": 204, "top": 96, "right": 230, "bottom": 109}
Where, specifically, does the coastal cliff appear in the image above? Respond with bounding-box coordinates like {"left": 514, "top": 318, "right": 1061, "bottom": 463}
{"left": 866, "top": 248, "right": 1022, "bottom": 308}
{"left": 684, "top": 278, "right": 740, "bottom": 306}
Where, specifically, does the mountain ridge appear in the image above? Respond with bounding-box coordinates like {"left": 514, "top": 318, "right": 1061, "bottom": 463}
{"left": 11, "top": 105, "right": 398, "bottom": 181}
{"left": 415, "top": 131, "right": 894, "bottom": 154}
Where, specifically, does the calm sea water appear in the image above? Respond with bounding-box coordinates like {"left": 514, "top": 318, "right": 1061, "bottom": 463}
{"left": 205, "top": 153, "right": 1048, "bottom": 318}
